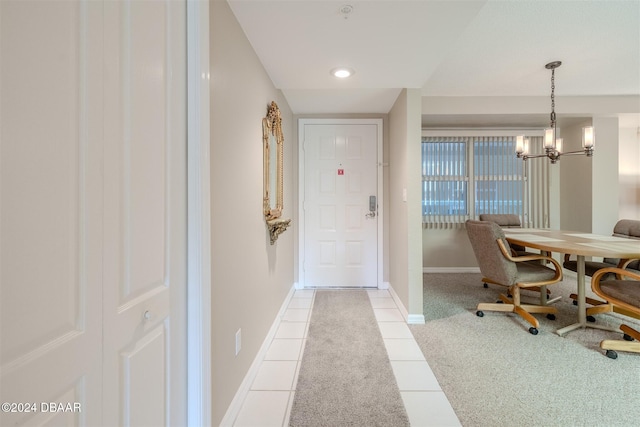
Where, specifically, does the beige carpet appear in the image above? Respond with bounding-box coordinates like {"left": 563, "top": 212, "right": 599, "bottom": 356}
{"left": 289, "top": 290, "right": 410, "bottom": 427}
{"left": 410, "top": 273, "right": 640, "bottom": 427}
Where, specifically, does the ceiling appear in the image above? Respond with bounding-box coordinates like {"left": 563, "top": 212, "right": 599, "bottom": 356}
{"left": 227, "top": 0, "right": 640, "bottom": 127}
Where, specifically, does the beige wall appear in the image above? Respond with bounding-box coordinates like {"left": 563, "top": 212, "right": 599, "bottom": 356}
{"left": 559, "top": 120, "right": 593, "bottom": 232}
{"left": 591, "top": 117, "right": 620, "bottom": 235}
{"left": 423, "top": 229, "right": 478, "bottom": 269}
{"left": 211, "top": 2, "right": 294, "bottom": 424}
{"left": 388, "top": 89, "right": 424, "bottom": 320}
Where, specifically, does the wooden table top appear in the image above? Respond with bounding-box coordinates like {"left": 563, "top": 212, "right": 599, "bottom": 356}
{"left": 503, "top": 228, "right": 640, "bottom": 259}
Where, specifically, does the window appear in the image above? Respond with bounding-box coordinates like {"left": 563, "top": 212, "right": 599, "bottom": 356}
{"left": 422, "top": 140, "right": 467, "bottom": 216}
{"left": 422, "top": 136, "right": 527, "bottom": 228}
{"left": 473, "top": 138, "right": 524, "bottom": 216}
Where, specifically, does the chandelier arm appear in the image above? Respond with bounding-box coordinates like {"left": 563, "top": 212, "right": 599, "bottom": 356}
{"left": 559, "top": 149, "right": 594, "bottom": 157}
{"left": 520, "top": 153, "right": 550, "bottom": 160}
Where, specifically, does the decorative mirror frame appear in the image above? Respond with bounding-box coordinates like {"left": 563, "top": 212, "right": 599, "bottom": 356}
{"left": 263, "top": 101, "right": 290, "bottom": 244}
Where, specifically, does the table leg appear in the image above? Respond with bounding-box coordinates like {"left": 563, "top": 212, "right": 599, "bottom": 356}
{"left": 577, "top": 255, "right": 586, "bottom": 325}
{"left": 556, "top": 255, "right": 586, "bottom": 336}
{"left": 556, "top": 255, "right": 619, "bottom": 336}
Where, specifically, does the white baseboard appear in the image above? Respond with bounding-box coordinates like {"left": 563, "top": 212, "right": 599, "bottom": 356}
{"left": 407, "top": 314, "right": 426, "bottom": 324}
{"left": 423, "top": 267, "right": 481, "bottom": 273}
{"left": 386, "top": 284, "right": 425, "bottom": 324}
{"left": 219, "top": 284, "right": 297, "bottom": 426}
{"left": 379, "top": 281, "right": 390, "bottom": 290}
{"left": 386, "top": 284, "right": 407, "bottom": 320}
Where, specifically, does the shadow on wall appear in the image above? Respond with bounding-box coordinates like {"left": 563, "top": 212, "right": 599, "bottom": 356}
{"left": 619, "top": 174, "right": 640, "bottom": 219}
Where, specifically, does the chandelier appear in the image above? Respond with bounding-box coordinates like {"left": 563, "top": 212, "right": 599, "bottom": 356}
{"left": 515, "top": 61, "right": 594, "bottom": 163}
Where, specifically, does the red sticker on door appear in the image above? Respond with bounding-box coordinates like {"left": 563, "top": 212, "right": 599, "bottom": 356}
{"left": 338, "top": 169, "right": 344, "bottom": 175}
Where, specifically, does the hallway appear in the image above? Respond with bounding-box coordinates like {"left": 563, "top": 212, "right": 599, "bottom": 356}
{"left": 230, "top": 289, "right": 460, "bottom": 426}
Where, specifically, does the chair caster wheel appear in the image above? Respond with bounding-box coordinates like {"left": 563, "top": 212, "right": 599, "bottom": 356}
{"left": 483, "top": 283, "right": 488, "bottom": 288}
{"left": 605, "top": 350, "right": 618, "bottom": 359}
{"left": 528, "top": 327, "right": 539, "bottom": 335}
{"left": 623, "top": 333, "right": 633, "bottom": 341}
{"left": 587, "top": 315, "right": 596, "bottom": 323}
{"left": 476, "top": 311, "right": 484, "bottom": 317}
{"left": 546, "top": 314, "right": 556, "bottom": 320}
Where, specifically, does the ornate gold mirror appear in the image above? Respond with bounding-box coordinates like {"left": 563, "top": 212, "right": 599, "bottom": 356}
{"left": 263, "top": 101, "right": 290, "bottom": 244}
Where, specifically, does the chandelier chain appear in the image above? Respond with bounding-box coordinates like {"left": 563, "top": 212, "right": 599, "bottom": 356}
{"left": 550, "top": 68, "right": 556, "bottom": 125}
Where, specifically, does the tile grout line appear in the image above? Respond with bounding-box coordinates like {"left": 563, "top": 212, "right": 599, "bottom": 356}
{"left": 282, "top": 289, "right": 315, "bottom": 427}
{"left": 367, "top": 290, "right": 462, "bottom": 426}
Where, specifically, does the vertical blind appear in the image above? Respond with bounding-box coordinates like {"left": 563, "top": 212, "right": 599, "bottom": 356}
{"left": 422, "top": 135, "right": 550, "bottom": 229}
{"left": 474, "top": 137, "right": 524, "bottom": 216}
{"left": 422, "top": 138, "right": 468, "bottom": 228}
{"left": 525, "top": 136, "right": 551, "bottom": 228}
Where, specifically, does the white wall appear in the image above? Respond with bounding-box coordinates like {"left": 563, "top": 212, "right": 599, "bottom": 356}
{"left": 210, "top": 2, "right": 294, "bottom": 424}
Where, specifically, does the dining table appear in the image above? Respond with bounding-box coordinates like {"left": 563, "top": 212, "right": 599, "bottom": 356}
{"left": 503, "top": 228, "right": 640, "bottom": 336}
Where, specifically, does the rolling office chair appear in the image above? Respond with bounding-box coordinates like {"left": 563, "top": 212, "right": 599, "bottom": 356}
{"left": 563, "top": 220, "right": 640, "bottom": 321}
{"left": 476, "top": 214, "right": 552, "bottom": 299}
{"left": 590, "top": 266, "right": 640, "bottom": 359}
{"left": 466, "top": 220, "right": 563, "bottom": 335}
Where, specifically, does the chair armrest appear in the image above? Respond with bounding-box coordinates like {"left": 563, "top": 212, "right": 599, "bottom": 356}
{"left": 497, "top": 239, "right": 563, "bottom": 271}
{"left": 617, "top": 258, "right": 637, "bottom": 269}
{"left": 593, "top": 267, "right": 640, "bottom": 283}
{"left": 616, "top": 258, "right": 640, "bottom": 279}
{"left": 592, "top": 267, "right": 640, "bottom": 314}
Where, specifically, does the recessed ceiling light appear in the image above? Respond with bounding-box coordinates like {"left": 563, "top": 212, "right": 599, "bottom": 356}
{"left": 331, "top": 67, "right": 354, "bottom": 78}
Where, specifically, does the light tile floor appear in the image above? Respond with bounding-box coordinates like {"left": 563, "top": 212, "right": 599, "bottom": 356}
{"left": 232, "top": 289, "right": 461, "bottom": 426}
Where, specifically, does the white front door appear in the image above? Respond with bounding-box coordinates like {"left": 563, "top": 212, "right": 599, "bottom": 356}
{"left": 0, "top": 1, "right": 187, "bottom": 425}
{"left": 300, "top": 121, "right": 382, "bottom": 288}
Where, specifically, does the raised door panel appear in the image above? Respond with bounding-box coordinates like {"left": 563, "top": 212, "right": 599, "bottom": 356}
{"left": 0, "top": 1, "right": 103, "bottom": 425}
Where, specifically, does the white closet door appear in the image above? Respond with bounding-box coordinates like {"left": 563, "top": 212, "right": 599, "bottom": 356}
{"left": 101, "top": 1, "right": 187, "bottom": 426}
{"left": 0, "top": 1, "right": 103, "bottom": 425}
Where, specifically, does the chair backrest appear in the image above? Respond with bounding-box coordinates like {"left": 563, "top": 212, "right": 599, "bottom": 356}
{"left": 603, "top": 219, "right": 640, "bottom": 266}
{"left": 613, "top": 219, "right": 640, "bottom": 240}
{"left": 466, "top": 220, "right": 517, "bottom": 286}
{"left": 478, "top": 214, "right": 522, "bottom": 228}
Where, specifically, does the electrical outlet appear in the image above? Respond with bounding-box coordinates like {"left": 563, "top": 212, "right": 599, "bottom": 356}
{"left": 235, "top": 329, "right": 242, "bottom": 356}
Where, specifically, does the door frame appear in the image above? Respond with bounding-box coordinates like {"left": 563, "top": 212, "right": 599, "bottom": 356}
{"left": 186, "top": 1, "right": 211, "bottom": 425}
{"left": 297, "top": 118, "right": 384, "bottom": 289}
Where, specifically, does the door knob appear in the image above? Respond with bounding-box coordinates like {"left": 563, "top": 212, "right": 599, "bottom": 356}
{"left": 366, "top": 195, "right": 377, "bottom": 218}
